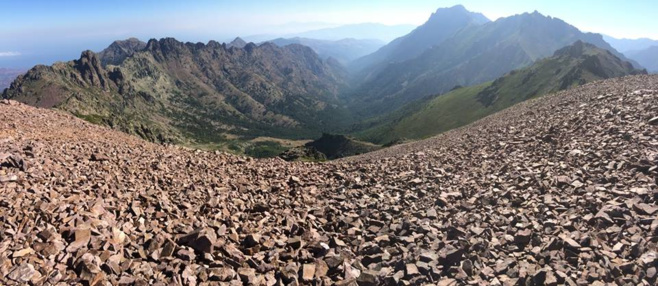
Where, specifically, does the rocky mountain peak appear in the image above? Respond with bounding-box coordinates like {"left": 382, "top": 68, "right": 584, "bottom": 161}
{"left": 429, "top": 4, "right": 489, "bottom": 25}
{"left": 350, "top": 4, "right": 490, "bottom": 72}
{"left": 73, "top": 50, "right": 108, "bottom": 89}
{"left": 431, "top": 4, "right": 466, "bottom": 14}
{"left": 124, "top": 37, "right": 141, "bottom": 43}
{"left": 145, "top": 37, "right": 184, "bottom": 52}
{"left": 507, "top": 10, "right": 553, "bottom": 25}
{"left": 110, "top": 37, "right": 144, "bottom": 48}
{"left": 227, "top": 37, "right": 248, "bottom": 49}
{"left": 243, "top": 42, "right": 258, "bottom": 52}
{"left": 207, "top": 40, "right": 222, "bottom": 48}
{"left": 144, "top": 38, "right": 158, "bottom": 50}
{"left": 550, "top": 40, "right": 646, "bottom": 77}
{"left": 159, "top": 37, "right": 185, "bottom": 49}
{"left": 78, "top": 50, "right": 99, "bottom": 61}
{"left": 554, "top": 40, "right": 592, "bottom": 57}
{"left": 142, "top": 38, "right": 193, "bottom": 61}
{"left": 98, "top": 38, "right": 147, "bottom": 66}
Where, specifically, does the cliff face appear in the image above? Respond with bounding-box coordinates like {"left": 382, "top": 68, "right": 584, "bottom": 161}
{"left": 3, "top": 38, "right": 348, "bottom": 144}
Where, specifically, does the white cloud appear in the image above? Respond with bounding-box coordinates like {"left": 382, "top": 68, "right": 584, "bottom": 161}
{"left": 0, "top": 52, "right": 20, "bottom": 57}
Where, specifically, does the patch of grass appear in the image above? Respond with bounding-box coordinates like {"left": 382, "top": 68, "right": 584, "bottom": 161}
{"left": 355, "top": 84, "right": 489, "bottom": 144}
{"left": 73, "top": 112, "right": 106, "bottom": 125}
{"left": 244, "top": 141, "right": 288, "bottom": 158}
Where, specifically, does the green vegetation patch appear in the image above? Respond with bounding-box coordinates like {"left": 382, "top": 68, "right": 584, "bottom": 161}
{"left": 73, "top": 112, "right": 106, "bottom": 125}
{"left": 244, "top": 141, "right": 288, "bottom": 158}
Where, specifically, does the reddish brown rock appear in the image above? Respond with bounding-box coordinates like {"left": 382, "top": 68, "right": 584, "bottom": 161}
{"left": 302, "top": 263, "right": 315, "bottom": 282}
{"left": 0, "top": 76, "right": 657, "bottom": 284}
{"left": 179, "top": 227, "right": 217, "bottom": 253}
{"left": 7, "top": 263, "right": 37, "bottom": 283}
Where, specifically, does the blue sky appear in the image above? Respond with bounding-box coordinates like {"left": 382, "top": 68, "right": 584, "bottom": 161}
{"left": 1, "top": 0, "right": 656, "bottom": 68}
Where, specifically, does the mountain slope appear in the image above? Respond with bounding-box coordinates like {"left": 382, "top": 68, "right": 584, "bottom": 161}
{"left": 348, "top": 11, "right": 637, "bottom": 117}
{"left": 97, "top": 38, "right": 147, "bottom": 66}
{"left": 3, "top": 38, "right": 347, "bottom": 146}
{"left": 358, "top": 41, "right": 646, "bottom": 144}
{"left": 267, "top": 37, "right": 384, "bottom": 65}
{"left": 350, "top": 5, "right": 489, "bottom": 72}
{"left": 226, "top": 37, "right": 248, "bottom": 49}
{"left": 627, "top": 46, "right": 658, "bottom": 73}
{"left": 1, "top": 74, "right": 656, "bottom": 284}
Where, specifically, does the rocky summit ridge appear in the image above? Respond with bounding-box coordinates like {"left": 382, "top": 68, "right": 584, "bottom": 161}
{"left": 2, "top": 37, "right": 347, "bottom": 145}
{"left": 97, "top": 38, "right": 148, "bottom": 67}
{"left": 1, "top": 75, "right": 657, "bottom": 285}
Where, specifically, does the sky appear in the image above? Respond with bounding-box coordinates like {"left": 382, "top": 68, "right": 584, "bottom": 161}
{"left": 0, "top": 0, "right": 656, "bottom": 68}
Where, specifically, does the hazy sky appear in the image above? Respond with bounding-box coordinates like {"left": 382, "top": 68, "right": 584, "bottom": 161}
{"left": 1, "top": 0, "right": 656, "bottom": 68}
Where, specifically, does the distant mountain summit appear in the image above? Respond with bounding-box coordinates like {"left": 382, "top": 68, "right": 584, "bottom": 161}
{"left": 350, "top": 5, "right": 490, "bottom": 72}
{"left": 289, "top": 23, "right": 416, "bottom": 42}
{"left": 627, "top": 46, "right": 658, "bottom": 73}
{"left": 348, "top": 9, "right": 639, "bottom": 116}
{"left": 227, "top": 37, "right": 248, "bottom": 49}
{"left": 603, "top": 35, "right": 658, "bottom": 53}
{"left": 267, "top": 37, "right": 384, "bottom": 65}
{"left": 97, "top": 38, "right": 147, "bottom": 66}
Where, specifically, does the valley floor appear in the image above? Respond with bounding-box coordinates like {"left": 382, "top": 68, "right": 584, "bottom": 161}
{"left": 1, "top": 75, "right": 657, "bottom": 285}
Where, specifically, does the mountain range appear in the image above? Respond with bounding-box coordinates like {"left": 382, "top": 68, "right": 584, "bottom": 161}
{"left": 603, "top": 35, "right": 658, "bottom": 72}
{"left": 357, "top": 41, "right": 645, "bottom": 144}
{"left": 3, "top": 38, "right": 347, "bottom": 149}
{"left": 626, "top": 46, "right": 658, "bottom": 73}
{"left": 1, "top": 5, "right": 650, "bottom": 158}
{"left": 346, "top": 9, "right": 640, "bottom": 117}
{"left": 349, "top": 5, "right": 490, "bottom": 72}
{"left": 267, "top": 37, "right": 384, "bottom": 65}
{"left": 603, "top": 35, "right": 658, "bottom": 52}
{"left": 288, "top": 23, "right": 416, "bottom": 43}
{"left": 241, "top": 23, "right": 416, "bottom": 44}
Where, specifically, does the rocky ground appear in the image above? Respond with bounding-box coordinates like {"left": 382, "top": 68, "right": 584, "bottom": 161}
{"left": 1, "top": 75, "right": 657, "bottom": 285}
